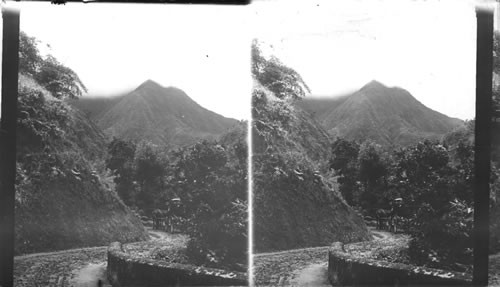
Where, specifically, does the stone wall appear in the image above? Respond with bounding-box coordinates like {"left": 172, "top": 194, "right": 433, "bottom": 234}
{"left": 328, "top": 242, "right": 472, "bottom": 286}
{"left": 107, "top": 242, "right": 248, "bottom": 286}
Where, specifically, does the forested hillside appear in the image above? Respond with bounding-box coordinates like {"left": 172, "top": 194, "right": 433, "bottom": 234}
{"left": 252, "top": 41, "right": 370, "bottom": 252}
{"left": 15, "top": 32, "right": 148, "bottom": 255}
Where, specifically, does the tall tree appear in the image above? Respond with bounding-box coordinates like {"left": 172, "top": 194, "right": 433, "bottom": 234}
{"left": 107, "top": 138, "right": 137, "bottom": 205}
{"left": 357, "top": 141, "right": 388, "bottom": 209}
{"left": 134, "top": 141, "right": 166, "bottom": 212}
{"left": 329, "top": 138, "right": 360, "bottom": 205}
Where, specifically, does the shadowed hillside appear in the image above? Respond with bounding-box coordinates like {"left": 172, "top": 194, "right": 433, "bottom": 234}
{"left": 252, "top": 42, "right": 370, "bottom": 252}
{"left": 297, "top": 94, "right": 349, "bottom": 120}
{"left": 69, "top": 93, "right": 125, "bottom": 120}
{"left": 72, "top": 80, "right": 238, "bottom": 149}
{"left": 15, "top": 74, "right": 148, "bottom": 255}
{"left": 299, "top": 81, "right": 463, "bottom": 147}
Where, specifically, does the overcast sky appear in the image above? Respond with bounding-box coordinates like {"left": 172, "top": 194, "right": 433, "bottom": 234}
{"left": 18, "top": 2, "right": 251, "bottom": 120}
{"left": 252, "top": 0, "right": 477, "bottom": 121}
{"left": 17, "top": 0, "right": 478, "bottom": 121}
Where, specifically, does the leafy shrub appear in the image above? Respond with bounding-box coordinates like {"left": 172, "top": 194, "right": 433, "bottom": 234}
{"left": 408, "top": 199, "right": 473, "bottom": 272}
{"left": 170, "top": 140, "right": 248, "bottom": 270}
{"left": 186, "top": 199, "right": 247, "bottom": 271}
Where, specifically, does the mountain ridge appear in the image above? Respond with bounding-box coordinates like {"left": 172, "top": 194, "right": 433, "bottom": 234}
{"left": 71, "top": 80, "right": 239, "bottom": 148}
{"left": 298, "top": 80, "right": 463, "bottom": 147}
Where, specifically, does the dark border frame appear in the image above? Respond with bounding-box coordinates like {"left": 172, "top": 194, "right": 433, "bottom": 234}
{"left": 474, "top": 7, "right": 493, "bottom": 287}
{"left": 0, "top": 6, "right": 20, "bottom": 287}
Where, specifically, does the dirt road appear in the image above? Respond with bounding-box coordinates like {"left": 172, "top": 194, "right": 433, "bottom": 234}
{"left": 14, "top": 246, "right": 109, "bottom": 287}
{"left": 253, "top": 246, "right": 330, "bottom": 286}
{"left": 289, "top": 262, "right": 329, "bottom": 287}
{"left": 14, "top": 229, "right": 170, "bottom": 287}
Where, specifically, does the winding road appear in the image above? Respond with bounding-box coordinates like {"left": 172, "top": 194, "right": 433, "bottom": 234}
{"left": 14, "top": 229, "right": 170, "bottom": 287}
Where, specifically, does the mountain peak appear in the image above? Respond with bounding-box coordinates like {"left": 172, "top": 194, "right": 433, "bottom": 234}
{"left": 361, "top": 80, "right": 386, "bottom": 90}
{"left": 136, "top": 79, "right": 162, "bottom": 90}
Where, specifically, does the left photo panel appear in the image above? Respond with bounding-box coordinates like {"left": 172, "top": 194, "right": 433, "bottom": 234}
{"left": 12, "top": 3, "right": 250, "bottom": 286}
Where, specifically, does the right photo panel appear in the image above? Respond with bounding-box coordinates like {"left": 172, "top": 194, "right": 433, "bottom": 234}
{"left": 251, "top": 0, "right": 478, "bottom": 285}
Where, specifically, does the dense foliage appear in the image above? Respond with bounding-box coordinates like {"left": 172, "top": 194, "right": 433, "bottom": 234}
{"left": 329, "top": 138, "right": 361, "bottom": 205}
{"left": 107, "top": 138, "right": 137, "bottom": 205}
{"left": 171, "top": 139, "right": 248, "bottom": 270}
{"left": 16, "top": 32, "right": 103, "bottom": 199}
{"left": 329, "top": 133, "right": 475, "bottom": 272}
